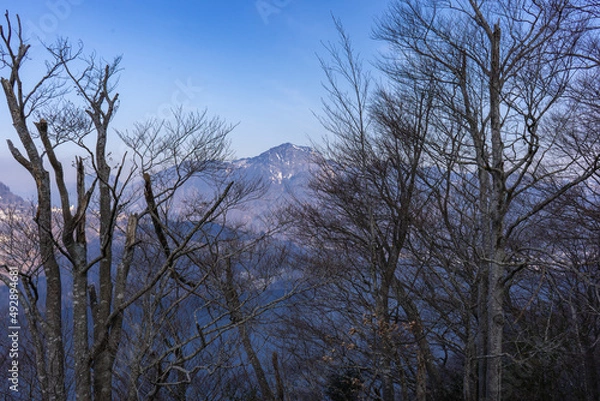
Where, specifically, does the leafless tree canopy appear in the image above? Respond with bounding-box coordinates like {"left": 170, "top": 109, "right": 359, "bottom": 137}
{"left": 1, "top": 2, "right": 600, "bottom": 400}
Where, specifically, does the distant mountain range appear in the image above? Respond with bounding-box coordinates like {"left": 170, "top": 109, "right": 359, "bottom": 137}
{"left": 173, "top": 143, "right": 319, "bottom": 229}
{"left": 0, "top": 182, "right": 24, "bottom": 207}
{"left": 229, "top": 142, "right": 318, "bottom": 226}
{"left": 0, "top": 143, "right": 319, "bottom": 227}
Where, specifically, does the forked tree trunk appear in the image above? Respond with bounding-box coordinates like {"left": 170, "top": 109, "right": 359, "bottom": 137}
{"left": 1, "top": 77, "right": 68, "bottom": 401}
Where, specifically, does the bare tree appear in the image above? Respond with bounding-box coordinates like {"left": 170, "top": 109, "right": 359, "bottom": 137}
{"left": 536, "top": 179, "right": 600, "bottom": 401}
{"left": 288, "top": 18, "right": 439, "bottom": 400}
{"left": 0, "top": 13, "right": 235, "bottom": 400}
{"left": 374, "top": 1, "right": 600, "bottom": 400}
{"left": 114, "top": 189, "right": 302, "bottom": 400}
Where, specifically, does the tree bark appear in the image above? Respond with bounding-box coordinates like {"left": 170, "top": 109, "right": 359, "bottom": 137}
{"left": 1, "top": 77, "right": 67, "bottom": 400}
{"left": 486, "top": 22, "right": 505, "bottom": 401}
{"left": 224, "top": 257, "right": 275, "bottom": 401}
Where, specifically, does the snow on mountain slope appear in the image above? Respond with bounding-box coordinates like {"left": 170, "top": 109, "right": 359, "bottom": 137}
{"left": 0, "top": 144, "right": 319, "bottom": 230}
{"left": 175, "top": 143, "right": 319, "bottom": 230}
{"left": 234, "top": 143, "right": 316, "bottom": 194}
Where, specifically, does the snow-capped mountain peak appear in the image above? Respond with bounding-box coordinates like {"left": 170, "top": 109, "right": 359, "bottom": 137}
{"left": 234, "top": 143, "right": 317, "bottom": 184}
{"left": 172, "top": 143, "right": 319, "bottom": 229}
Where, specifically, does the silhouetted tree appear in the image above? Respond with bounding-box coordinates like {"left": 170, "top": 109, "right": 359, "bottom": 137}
{"left": 375, "top": 1, "right": 600, "bottom": 399}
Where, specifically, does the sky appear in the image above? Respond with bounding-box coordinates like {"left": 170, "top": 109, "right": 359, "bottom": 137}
{"left": 0, "top": 0, "right": 391, "bottom": 197}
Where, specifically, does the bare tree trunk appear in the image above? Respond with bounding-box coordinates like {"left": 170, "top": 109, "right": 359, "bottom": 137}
{"left": 476, "top": 268, "right": 488, "bottom": 401}
{"left": 464, "top": 323, "right": 477, "bottom": 401}
{"left": 35, "top": 175, "right": 67, "bottom": 401}
{"left": 392, "top": 275, "right": 441, "bottom": 400}
{"left": 224, "top": 258, "right": 275, "bottom": 401}
{"left": 486, "top": 22, "right": 505, "bottom": 401}
{"left": 69, "top": 159, "right": 93, "bottom": 400}
{"left": 375, "top": 276, "right": 395, "bottom": 401}
{"left": 73, "top": 269, "right": 91, "bottom": 399}
{"left": 486, "top": 259, "right": 504, "bottom": 401}
{"left": 415, "top": 348, "right": 427, "bottom": 401}
{"left": 272, "top": 352, "right": 285, "bottom": 401}
{"left": 1, "top": 76, "right": 67, "bottom": 400}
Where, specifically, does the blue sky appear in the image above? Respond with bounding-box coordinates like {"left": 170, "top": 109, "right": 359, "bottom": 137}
{"left": 0, "top": 0, "right": 389, "bottom": 196}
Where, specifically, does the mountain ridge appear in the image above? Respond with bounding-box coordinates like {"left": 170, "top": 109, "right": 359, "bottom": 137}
{"left": 0, "top": 182, "right": 25, "bottom": 207}
{"left": 0, "top": 143, "right": 318, "bottom": 228}
{"left": 178, "top": 142, "right": 318, "bottom": 229}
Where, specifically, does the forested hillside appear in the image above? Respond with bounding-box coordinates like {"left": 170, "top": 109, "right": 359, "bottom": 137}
{"left": 1, "top": 2, "right": 600, "bottom": 400}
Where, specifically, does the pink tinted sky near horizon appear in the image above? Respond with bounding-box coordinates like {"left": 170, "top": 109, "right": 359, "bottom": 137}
{"left": 0, "top": 0, "right": 389, "bottom": 197}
